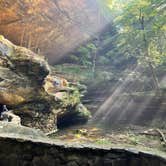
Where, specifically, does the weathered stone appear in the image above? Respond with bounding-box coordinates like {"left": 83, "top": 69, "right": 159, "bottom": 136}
{"left": 103, "top": 158, "right": 127, "bottom": 166}
{"left": 112, "top": 159, "right": 128, "bottom": 166}
{"left": 0, "top": 154, "right": 19, "bottom": 166}
{"left": 0, "top": 36, "right": 91, "bottom": 132}
{"left": 104, "top": 153, "right": 119, "bottom": 159}
{"left": 33, "top": 156, "right": 44, "bottom": 166}
{"left": 22, "top": 161, "right": 32, "bottom": 166}
{"left": 1, "top": 110, "right": 21, "bottom": 125}
{"left": 129, "top": 157, "right": 141, "bottom": 166}
{"left": 0, "top": 130, "right": 165, "bottom": 166}
{"left": 22, "top": 154, "right": 33, "bottom": 161}
{"left": 66, "top": 161, "right": 78, "bottom": 166}
{"left": 0, "top": 35, "right": 55, "bottom": 132}
{"left": 54, "top": 158, "right": 61, "bottom": 165}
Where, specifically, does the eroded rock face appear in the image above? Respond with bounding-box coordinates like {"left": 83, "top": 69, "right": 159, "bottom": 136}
{"left": 0, "top": 0, "right": 105, "bottom": 64}
{"left": 0, "top": 35, "right": 56, "bottom": 132}
{"left": 0, "top": 35, "right": 50, "bottom": 104}
{"left": 0, "top": 35, "right": 91, "bottom": 132}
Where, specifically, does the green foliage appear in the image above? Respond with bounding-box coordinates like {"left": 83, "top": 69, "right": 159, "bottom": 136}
{"left": 94, "top": 139, "right": 112, "bottom": 145}
{"left": 58, "top": 0, "right": 165, "bottom": 90}
{"left": 78, "top": 47, "right": 90, "bottom": 56}
{"left": 128, "top": 132, "right": 140, "bottom": 145}
{"left": 77, "top": 46, "right": 92, "bottom": 66}
{"left": 86, "top": 43, "right": 97, "bottom": 51}
{"left": 110, "top": 0, "right": 166, "bottom": 67}
{"left": 67, "top": 26, "right": 119, "bottom": 68}
{"left": 61, "top": 87, "right": 80, "bottom": 107}
{"left": 98, "top": 56, "right": 110, "bottom": 65}
{"left": 69, "top": 54, "right": 79, "bottom": 63}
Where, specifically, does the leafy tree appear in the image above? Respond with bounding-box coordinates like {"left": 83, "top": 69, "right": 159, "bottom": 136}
{"left": 104, "top": 0, "right": 166, "bottom": 90}
{"left": 77, "top": 46, "right": 92, "bottom": 66}
{"left": 67, "top": 0, "right": 165, "bottom": 90}
{"left": 86, "top": 43, "right": 97, "bottom": 78}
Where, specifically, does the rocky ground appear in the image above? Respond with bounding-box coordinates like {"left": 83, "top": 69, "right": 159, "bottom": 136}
{"left": 50, "top": 124, "right": 166, "bottom": 153}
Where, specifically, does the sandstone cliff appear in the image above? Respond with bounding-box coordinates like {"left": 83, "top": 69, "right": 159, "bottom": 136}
{"left": 0, "top": 0, "right": 105, "bottom": 64}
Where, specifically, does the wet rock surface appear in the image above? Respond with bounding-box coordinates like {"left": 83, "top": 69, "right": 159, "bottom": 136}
{"left": 0, "top": 36, "right": 91, "bottom": 132}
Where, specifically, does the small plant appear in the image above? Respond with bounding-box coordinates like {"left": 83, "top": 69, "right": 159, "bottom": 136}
{"left": 74, "top": 134, "right": 82, "bottom": 138}
{"left": 61, "top": 87, "right": 80, "bottom": 107}
{"left": 94, "top": 139, "right": 112, "bottom": 145}
{"left": 127, "top": 132, "right": 140, "bottom": 145}
{"left": 129, "top": 136, "right": 140, "bottom": 145}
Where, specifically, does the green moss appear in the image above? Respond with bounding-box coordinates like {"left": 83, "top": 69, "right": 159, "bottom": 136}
{"left": 60, "top": 87, "right": 81, "bottom": 107}
{"left": 94, "top": 139, "right": 112, "bottom": 145}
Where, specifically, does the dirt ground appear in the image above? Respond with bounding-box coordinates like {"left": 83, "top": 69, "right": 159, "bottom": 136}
{"left": 50, "top": 124, "right": 166, "bottom": 153}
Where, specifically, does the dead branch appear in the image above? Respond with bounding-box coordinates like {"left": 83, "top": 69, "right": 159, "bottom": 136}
{"left": 142, "top": 128, "right": 166, "bottom": 144}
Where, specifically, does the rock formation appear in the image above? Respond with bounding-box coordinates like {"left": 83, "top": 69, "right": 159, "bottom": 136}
{"left": 0, "top": 0, "right": 106, "bottom": 64}
{"left": 0, "top": 35, "right": 91, "bottom": 133}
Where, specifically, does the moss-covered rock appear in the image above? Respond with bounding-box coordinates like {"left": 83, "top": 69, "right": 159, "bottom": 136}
{"left": 0, "top": 35, "right": 91, "bottom": 132}
{"left": 0, "top": 35, "right": 57, "bottom": 132}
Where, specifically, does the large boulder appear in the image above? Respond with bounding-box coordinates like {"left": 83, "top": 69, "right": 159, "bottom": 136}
{"left": 0, "top": 121, "right": 47, "bottom": 140}
{"left": 0, "top": 35, "right": 56, "bottom": 132}
{"left": 0, "top": 35, "right": 91, "bottom": 132}
{"left": 0, "top": 35, "right": 50, "bottom": 105}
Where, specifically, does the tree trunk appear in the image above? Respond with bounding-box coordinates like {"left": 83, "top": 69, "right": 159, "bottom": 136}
{"left": 92, "top": 51, "right": 97, "bottom": 79}
{"left": 140, "top": 13, "right": 159, "bottom": 91}
{"left": 91, "top": 37, "right": 100, "bottom": 79}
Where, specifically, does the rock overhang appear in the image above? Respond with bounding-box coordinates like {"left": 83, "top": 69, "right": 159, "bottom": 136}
{"left": 0, "top": 0, "right": 106, "bottom": 64}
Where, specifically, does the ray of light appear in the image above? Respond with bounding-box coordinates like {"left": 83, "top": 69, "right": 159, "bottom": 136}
{"left": 93, "top": 66, "right": 140, "bottom": 121}
{"left": 91, "top": 64, "right": 163, "bottom": 127}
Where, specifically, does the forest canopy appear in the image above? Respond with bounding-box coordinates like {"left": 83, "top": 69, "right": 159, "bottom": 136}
{"left": 63, "top": 0, "right": 165, "bottom": 90}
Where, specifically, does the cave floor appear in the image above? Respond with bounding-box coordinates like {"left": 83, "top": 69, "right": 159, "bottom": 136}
{"left": 50, "top": 124, "right": 166, "bottom": 154}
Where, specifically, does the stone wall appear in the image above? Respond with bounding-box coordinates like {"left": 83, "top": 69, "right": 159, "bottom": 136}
{"left": 0, "top": 136, "right": 165, "bottom": 166}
